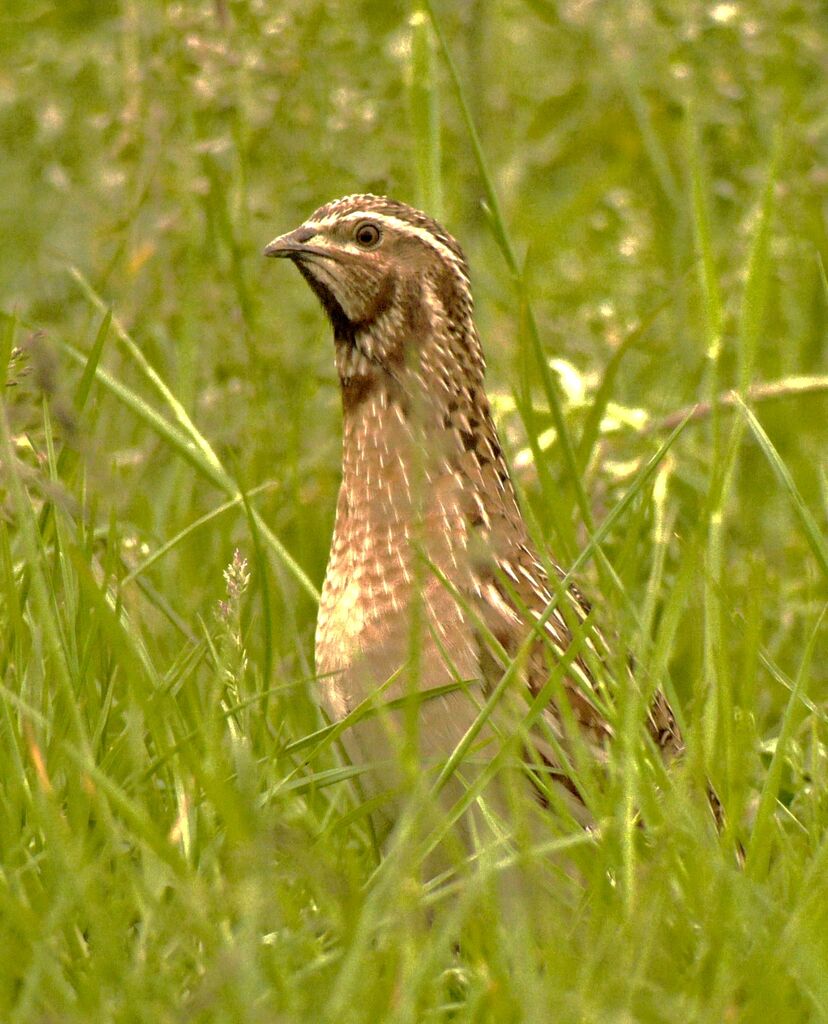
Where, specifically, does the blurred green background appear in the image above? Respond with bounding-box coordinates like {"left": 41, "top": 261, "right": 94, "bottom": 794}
{"left": 4, "top": 0, "right": 825, "bottom": 635}
{"left": 2, "top": 1, "right": 827, "bottom": 1020}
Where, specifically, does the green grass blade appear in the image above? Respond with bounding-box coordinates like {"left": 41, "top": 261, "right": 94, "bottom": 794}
{"left": 745, "top": 606, "right": 825, "bottom": 878}
{"left": 737, "top": 397, "right": 828, "bottom": 582}
{"left": 68, "top": 265, "right": 226, "bottom": 476}
{"left": 407, "top": 9, "right": 443, "bottom": 219}
{"left": 59, "top": 339, "right": 319, "bottom": 601}
{"left": 72, "top": 307, "right": 112, "bottom": 414}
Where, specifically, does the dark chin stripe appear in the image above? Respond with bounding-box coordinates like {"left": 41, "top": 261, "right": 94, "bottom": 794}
{"left": 295, "top": 261, "right": 356, "bottom": 343}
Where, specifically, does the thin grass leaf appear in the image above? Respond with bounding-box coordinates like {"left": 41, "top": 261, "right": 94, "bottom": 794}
{"left": 737, "top": 396, "right": 828, "bottom": 583}
{"left": 59, "top": 339, "right": 319, "bottom": 600}
{"left": 407, "top": 9, "right": 443, "bottom": 219}
{"left": 745, "top": 606, "right": 825, "bottom": 879}
{"left": 0, "top": 400, "right": 92, "bottom": 757}
{"left": 613, "top": 54, "right": 679, "bottom": 207}
{"left": 68, "top": 265, "right": 226, "bottom": 476}
{"left": 5, "top": 680, "right": 193, "bottom": 875}
{"left": 122, "top": 481, "right": 278, "bottom": 585}
{"left": 72, "top": 308, "right": 112, "bottom": 414}
{"left": 576, "top": 291, "right": 672, "bottom": 473}
{"left": 0, "top": 311, "right": 18, "bottom": 389}
{"left": 737, "top": 135, "right": 781, "bottom": 394}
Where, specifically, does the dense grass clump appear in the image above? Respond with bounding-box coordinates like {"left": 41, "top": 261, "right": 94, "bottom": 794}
{"left": 1, "top": 2, "right": 826, "bottom": 1020}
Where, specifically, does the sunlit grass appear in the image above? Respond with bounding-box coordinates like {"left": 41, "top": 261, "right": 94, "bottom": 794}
{"left": 1, "top": 1, "right": 827, "bottom": 1020}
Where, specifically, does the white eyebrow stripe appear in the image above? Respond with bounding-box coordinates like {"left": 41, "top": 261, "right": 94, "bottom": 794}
{"left": 303, "top": 211, "right": 469, "bottom": 279}
{"left": 303, "top": 216, "right": 339, "bottom": 232}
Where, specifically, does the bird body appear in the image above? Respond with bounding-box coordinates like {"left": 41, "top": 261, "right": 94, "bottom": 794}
{"left": 265, "top": 195, "right": 683, "bottom": 832}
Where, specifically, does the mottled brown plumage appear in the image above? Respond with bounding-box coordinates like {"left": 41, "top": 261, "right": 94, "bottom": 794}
{"left": 265, "top": 194, "right": 688, "bottom": 832}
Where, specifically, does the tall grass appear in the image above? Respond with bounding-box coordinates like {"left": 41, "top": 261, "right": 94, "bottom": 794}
{"left": 1, "top": 1, "right": 827, "bottom": 1020}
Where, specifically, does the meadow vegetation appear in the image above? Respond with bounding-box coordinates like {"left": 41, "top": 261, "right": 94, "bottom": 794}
{"left": 1, "top": 1, "right": 827, "bottom": 1020}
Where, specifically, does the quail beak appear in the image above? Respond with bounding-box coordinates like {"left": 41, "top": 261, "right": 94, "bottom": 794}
{"left": 263, "top": 227, "right": 333, "bottom": 261}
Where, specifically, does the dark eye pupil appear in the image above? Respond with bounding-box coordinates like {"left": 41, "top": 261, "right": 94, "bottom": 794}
{"left": 356, "top": 224, "right": 379, "bottom": 246}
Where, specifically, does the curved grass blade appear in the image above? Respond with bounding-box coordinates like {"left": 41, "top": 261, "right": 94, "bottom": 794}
{"left": 737, "top": 397, "right": 828, "bottom": 583}
{"left": 59, "top": 341, "right": 319, "bottom": 601}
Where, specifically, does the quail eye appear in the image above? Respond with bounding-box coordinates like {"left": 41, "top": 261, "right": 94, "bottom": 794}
{"left": 354, "top": 221, "right": 381, "bottom": 248}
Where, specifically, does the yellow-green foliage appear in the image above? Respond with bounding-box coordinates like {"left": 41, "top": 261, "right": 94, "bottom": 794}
{"left": 1, "top": 2, "right": 826, "bottom": 1021}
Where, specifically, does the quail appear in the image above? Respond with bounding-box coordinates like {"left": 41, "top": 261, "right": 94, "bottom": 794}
{"left": 265, "top": 194, "right": 690, "bottom": 836}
